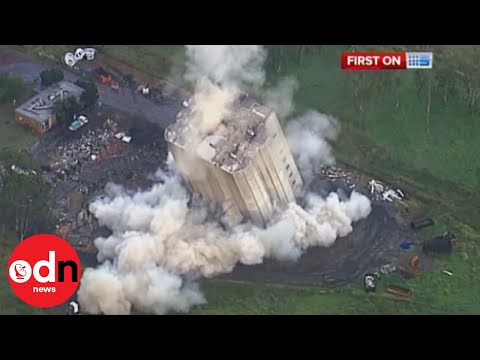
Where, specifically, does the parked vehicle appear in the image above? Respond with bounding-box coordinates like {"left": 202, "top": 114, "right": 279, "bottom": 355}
{"left": 94, "top": 67, "right": 112, "bottom": 85}
{"left": 68, "top": 115, "right": 89, "bottom": 131}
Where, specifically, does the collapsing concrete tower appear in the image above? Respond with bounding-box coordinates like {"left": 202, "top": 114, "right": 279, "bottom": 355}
{"left": 165, "top": 93, "right": 303, "bottom": 227}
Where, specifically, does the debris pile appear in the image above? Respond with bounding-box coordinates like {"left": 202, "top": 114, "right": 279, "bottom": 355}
{"left": 10, "top": 164, "right": 37, "bottom": 176}
{"left": 320, "top": 165, "right": 350, "bottom": 179}
{"left": 319, "top": 165, "right": 356, "bottom": 189}
{"left": 137, "top": 83, "right": 150, "bottom": 95}
{"left": 364, "top": 274, "right": 377, "bottom": 292}
{"left": 114, "top": 131, "right": 132, "bottom": 144}
{"left": 49, "top": 129, "right": 124, "bottom": 181}
{"left": 368, "top": 179, "right": 405, "bottom": 202}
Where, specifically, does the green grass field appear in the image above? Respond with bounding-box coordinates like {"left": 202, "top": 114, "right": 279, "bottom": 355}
{"left": 191, "top": 276, "right": 472, "bottom": 315}
{"left": 0, "top": 103, "right": 37, "bottom": 151}
{"left": 102, "top": 45, "right": 186, "bottom": 79}
{"left": 269, "top": 46, "right": 480, "bottom": 190}
{"left": 2, "top": 45, "right": 479, "bottom": 315}
{"left": 0, "top": 237, "right": 47, "bottom": 314}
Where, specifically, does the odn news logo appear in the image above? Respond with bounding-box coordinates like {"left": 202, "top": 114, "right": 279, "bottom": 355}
{"left": 7, "top": 234, "right": 82, "bottom": 308}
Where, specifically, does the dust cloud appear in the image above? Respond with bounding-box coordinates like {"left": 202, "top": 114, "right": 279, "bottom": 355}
{"left": 77, "top": 45, "right": 371, "bottom": 315}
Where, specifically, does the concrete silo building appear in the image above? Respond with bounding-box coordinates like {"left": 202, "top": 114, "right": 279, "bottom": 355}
{"left": 165, "top": 94, "right": 303, "bottom": 227}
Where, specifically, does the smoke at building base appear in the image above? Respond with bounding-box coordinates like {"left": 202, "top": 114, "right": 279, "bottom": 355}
{"left": 77, "top": 45, "right": 372, "bottom": 315}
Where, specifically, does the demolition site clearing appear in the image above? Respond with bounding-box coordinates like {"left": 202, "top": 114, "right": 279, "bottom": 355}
{"left": 30, "top": 104, "right": 169, "bottom": 257}
{"left": 30, "top": 102, "right": 438, "bottom": 287}
{"left": 0, "top": 47, "right": 463, "bottom": 312}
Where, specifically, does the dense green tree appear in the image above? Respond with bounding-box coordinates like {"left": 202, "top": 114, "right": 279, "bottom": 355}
{"left": 75, "top": 79, "right": 99, "bottom": 108}
{"left": 0, "top": 75, "right": 27, "bottom": 104}
{"left": 53, "top": 97, "right": 80, "bottom": 125}
{"left": 0, "top": 150, "right": 53, "bottom": 241}
{"left": 40, "top": 68, "right": 64, "bottom": 88}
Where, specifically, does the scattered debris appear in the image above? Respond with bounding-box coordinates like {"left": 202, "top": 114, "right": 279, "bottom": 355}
{"left": 410, "top": 255, "right": 420, "bottom": 268}
{"left": 369, "top": 179, "right": 405, "bottom": 203}
{"left": 442, "top": 270, "right": 453, "bottom": 276}
{"left": 114, "top": 131, "right": 131, "bottom": 144}
{"left": 379, "top": 264, "right": 397, "bottom": 275}
{"left": 121, "top": 136, "right": 132, "bottom": 144}
{"left": 397, "top": 264, "right": 419, "bottom": 279}
{"left": 104, "top": 118, "right": 118, "bottom": 131}
{"left": 364, "top": 274, "right": 377, "bottom": 292}
{"left": 10, "top": 164, "right": 37, "bottom": 176}
{"left": 382, "top": 189, "right": 400, "bottom": 202}
{"left": 111, "top": 81, "right": 120, "bottom": 91}
{"left": 48, "top": 128, "right": 122, "bottom": 182}
{"left": 369, "top": 179, "right": 384, "bottom": 194}
{"left": 386, "top": 284, "right": 412, "bottom": 298}
{"left": 400, "top": 239, "right": 415, "bottom": 250}
{"left": 320, "top": 165, "right": 350, "bottom": 180}
{"left": 137, "top": 84, "right": 150, "bottom": 95}
{"left": 114, "top": 131, "right": 126, "bottom": 139}
{"left": 410, "top": 217, "right": 435, "bottom": 231}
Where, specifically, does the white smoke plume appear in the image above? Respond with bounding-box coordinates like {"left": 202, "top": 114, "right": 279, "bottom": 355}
{"left": 286, "top": 110, "right": 339, "bottom": 184}
{"left": 184, "top": 45, "right": 267, "bottom": 89}
{"left": 182, "top": 45, "right": 267, "bottom": 140}
{"left": 78, "top": 162, "right": 371, "bottom": 314}
{"left": 77, "top": 45, "right": 372, "bottom": 315}
{"left": 188, "top": 79, "right": 236, "bottom": 136}
{"left": 264, "top": 76, "right": 299, "bottom": 118}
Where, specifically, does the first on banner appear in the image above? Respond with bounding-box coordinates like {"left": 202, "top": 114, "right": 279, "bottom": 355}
{"left": 342, "top": 52, "right": 433, "bottom": 70}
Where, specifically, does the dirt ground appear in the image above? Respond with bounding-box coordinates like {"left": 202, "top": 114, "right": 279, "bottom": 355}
{"left": 224, "top": 204, "right": 413, "bottom": 286}
{"left": 221, "top": 175, "right": 417, "bottom": 287}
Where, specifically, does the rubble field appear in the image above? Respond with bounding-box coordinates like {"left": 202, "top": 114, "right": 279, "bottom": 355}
{"left": 30, "top": 105, "right": 168, "bottom": 254}
{"left": 29, "top": 103, "right": 421, "bottom": 289}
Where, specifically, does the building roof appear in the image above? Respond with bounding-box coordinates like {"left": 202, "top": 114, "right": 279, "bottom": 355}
{"left": 15, "top": 81, "right": 84, "bottom": 124}
{"left": 165, "top": 94, "right": 273, "bottom": 173}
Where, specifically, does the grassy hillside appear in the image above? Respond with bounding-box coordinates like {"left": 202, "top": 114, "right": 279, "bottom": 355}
{"left": 268, "top": 46, "right": 480, "bottom": 190}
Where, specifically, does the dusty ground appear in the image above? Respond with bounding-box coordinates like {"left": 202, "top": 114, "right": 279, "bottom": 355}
{"left": 222, "top": 175, "right": 417, "bottom": 287}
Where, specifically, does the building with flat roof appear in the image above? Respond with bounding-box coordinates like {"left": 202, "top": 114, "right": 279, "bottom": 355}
{"left": 165, "top": 93, "right": 303, "bottom": 227}
{"left": 15, "top": 80, "right": 84, "bottom": 134}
